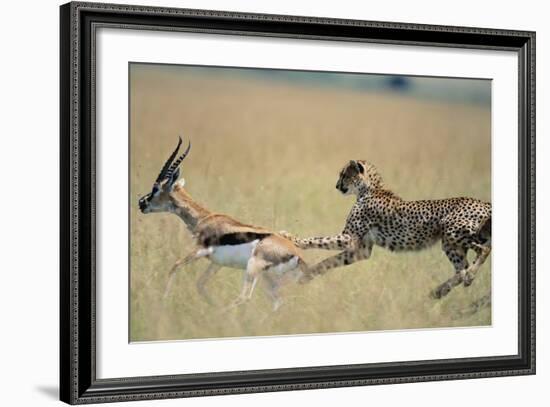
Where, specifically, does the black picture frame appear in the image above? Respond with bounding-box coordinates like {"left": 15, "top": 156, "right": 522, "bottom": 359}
{"left": 60, "top": 1, "right": 536, "bottom": 404}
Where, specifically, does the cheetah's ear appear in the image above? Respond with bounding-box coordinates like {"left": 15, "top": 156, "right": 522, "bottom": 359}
{"left": 349, "top": 160, "right": 365, "bottom": 174}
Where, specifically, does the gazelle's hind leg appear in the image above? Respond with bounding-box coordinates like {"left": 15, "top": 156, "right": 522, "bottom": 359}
{"left": 224, "top": 256, "right": 265, "bottom": 311}
{"left": 224, "top": 235, "right": 306, "bottom": 312}
{"left": 261, "top": 273, "right": 283, "bottom": 312}
{"left": 261, "top": 260, "right": 307, "bottom": 312}
{"left": 463, "top": 243, "right": 491, "bottom": 287}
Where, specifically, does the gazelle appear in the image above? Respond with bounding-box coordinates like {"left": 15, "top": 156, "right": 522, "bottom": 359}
{"left": 138, "top": 137, "right": 308, "bottom": 311}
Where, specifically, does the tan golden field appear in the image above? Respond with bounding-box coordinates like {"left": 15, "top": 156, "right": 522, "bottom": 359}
{"left": 129, "top": 64, "right": 491, "bottom": 342}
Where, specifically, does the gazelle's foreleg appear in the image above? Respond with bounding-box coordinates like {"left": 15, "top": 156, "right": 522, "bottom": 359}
{"left": 163, "top": 247, "right": 212, "bottom": 300}
{"left": 279, "top": 231, "right": 356, "bottom": 250}
{"left": 299, "top": 240, "right": 372, "bottom": 283}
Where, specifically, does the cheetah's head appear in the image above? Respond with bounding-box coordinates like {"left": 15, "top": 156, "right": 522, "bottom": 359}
{"left": 336, "top": 160, "right": 383, "bottom": 196}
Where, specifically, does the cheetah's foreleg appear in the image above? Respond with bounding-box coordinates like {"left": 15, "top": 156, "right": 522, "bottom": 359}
{"left": 279, "top": 231, "right": 356, "bottom": 251}
{"left": 299, "top": 241, "right": 372, "bottom": 283}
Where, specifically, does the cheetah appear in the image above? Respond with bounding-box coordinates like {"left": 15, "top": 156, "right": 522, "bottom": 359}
{"left": 283, "top": 160, "right": 491, "bottom": 299}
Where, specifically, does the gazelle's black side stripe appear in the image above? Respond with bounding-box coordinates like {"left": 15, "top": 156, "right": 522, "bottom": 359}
{"left": 202, "top": 232, "right": 271, "bottom": 247}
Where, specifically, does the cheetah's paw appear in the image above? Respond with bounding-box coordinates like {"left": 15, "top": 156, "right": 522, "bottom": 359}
{"left": 431, "top": 283, "right": 451, "bottom": 299}
{"left": 278, "top": 230, "right": 295, "bottom": 240}
{"left": 462, "top": 271, "right": 475, "bottom": 287}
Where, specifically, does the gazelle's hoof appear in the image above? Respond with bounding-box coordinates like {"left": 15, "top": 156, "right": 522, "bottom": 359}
{"left": 272, "top": 299, "right": 283, "bottom": 312}
{"left": 197, "top": 290, "right": 214, "bottom": 306}
{"left": 219, "top": 297, "right": 246, "bottom": 314}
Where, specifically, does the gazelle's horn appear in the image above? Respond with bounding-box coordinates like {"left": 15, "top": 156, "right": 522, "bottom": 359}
{"left": 155, "top": 137, "right": 182, "bottom": 184}
{"left": 165, "top": 138, "right": 191, "bottom": 179}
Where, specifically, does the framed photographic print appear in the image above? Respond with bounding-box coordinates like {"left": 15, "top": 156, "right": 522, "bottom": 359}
{"left": 60, "top": 1, "right": 536, "bottom": 404}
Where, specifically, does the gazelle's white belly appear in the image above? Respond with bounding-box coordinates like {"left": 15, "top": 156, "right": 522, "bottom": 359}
{"left": 208, "top": 240, "right": 259, "bottom": 269}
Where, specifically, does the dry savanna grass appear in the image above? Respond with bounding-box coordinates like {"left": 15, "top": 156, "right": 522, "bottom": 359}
{"left": 130, "top": 64, "right": 491, "bottom": 342}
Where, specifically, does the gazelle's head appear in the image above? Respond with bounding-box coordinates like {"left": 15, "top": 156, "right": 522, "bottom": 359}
{"left": 138, "top": 137, "right": 191, "bottom": 214}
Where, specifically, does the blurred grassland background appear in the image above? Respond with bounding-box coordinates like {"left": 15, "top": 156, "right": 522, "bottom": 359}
{"left": 130, "top": 63, "right": 491, "bottom": 342}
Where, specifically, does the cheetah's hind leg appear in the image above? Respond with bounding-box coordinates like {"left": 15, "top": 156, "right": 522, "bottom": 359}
{"left": 462, "top": 243, "right": 491, "bottom": 287}
{"left": 431, "top": 272, "right": 464, "bottom": 299}
{"left": 431, "top": 243, "right": 469, "bottom": 299}
{"left": 463, "top": 216, "right": 491, "bottom": 287}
